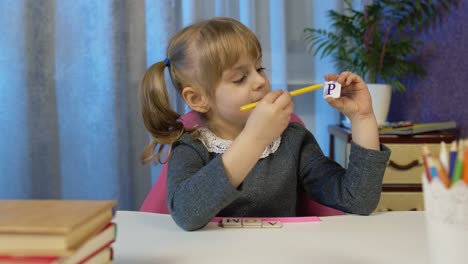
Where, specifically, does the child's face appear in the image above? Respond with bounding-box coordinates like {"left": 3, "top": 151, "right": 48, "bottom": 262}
{"left": 208, "top": 55, "right": 271, "bottom": 138}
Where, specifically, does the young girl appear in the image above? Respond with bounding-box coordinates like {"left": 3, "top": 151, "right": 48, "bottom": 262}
{"left": 140, "top": 17, "right": 391, "bottom": 231}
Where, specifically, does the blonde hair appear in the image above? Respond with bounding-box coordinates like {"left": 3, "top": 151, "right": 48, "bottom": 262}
{"left": 140, "top": 17, "right": 262, "bottom": 164}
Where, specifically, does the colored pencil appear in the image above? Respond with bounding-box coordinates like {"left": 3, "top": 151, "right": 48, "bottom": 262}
{"left": 451, "top": 140, "right": 464, "bottom": 184}
{"left": 433, "top": 156, "right": 451, "bottom": 188}
{"left": 449, "top": 141, "right": 457, "bottom": 179}
{"left": 422, "top": 145, "right": 433, "bottom": 182}
{"left": 240, "top": 83, "right": 323, "bottom": 111}
{"left": 427, "top": 155, "right": 439, "bottom": 181}
{"left": 439, "top": 141, "right": 449, "bottom": 172}
{"left": 463, "top": 140, "right": 468, "bottom": 184}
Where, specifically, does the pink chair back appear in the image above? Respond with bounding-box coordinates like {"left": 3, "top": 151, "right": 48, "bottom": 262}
{"left": 140, "top": 111, "right": 343, "bottom": 216}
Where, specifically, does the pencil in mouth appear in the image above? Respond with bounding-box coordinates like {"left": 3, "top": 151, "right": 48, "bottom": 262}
{"left": 240, "top": 83, "right": 324, "bottom": 111}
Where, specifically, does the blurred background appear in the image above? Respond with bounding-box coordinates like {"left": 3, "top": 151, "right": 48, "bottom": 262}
{"left": 1, "top": 0, "right": 467, "bottom": 210}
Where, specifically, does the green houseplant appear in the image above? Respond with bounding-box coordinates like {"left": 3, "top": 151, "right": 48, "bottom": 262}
{"left": 303, "top": 0, "right": 458, "bottom": 124}
{"left": 303, "top": 0, "right": 459, "bottom": 92}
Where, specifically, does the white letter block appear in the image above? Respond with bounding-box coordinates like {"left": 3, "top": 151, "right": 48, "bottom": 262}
{"left": 323, "top": 81, "right": 341, "bottom": 99}
{"left": 220, "top": 218, "right": 283, "bottom": 228}
{"left": 261, "top": 221, "right": 282, "bottom": 228}
{"left": 241, "top": 218, "right": 262, "bottom": 228}
{"left": 221, "top": 218, "right": 242, "bottom": 228}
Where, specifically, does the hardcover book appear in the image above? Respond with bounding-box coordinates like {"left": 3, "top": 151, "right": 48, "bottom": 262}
{"left": 0, "top": 200, "right": 116, "bottom": 256}
{"left": 378, "top": 121, "right": 457, "bottom": 135}
{"left": 0, "top": 223, "right": 116, "bottom": 263}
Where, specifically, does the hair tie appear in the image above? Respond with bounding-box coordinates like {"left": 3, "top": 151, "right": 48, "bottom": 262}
{"left": 164, "top": 58, "right": 170, "bottom": 67}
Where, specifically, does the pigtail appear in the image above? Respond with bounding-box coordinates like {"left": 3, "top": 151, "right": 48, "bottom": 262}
{"left": 139, "top": 61, "right": 185, "bottom": 164}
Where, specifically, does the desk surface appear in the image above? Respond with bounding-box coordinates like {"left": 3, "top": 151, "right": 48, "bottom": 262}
{"left": 113, "top": 211, "right": 430, "bottom": 264}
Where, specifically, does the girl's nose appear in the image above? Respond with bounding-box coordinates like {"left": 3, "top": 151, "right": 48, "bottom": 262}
{"left": 252, "top": 71, "right": 266, "bottom": 91}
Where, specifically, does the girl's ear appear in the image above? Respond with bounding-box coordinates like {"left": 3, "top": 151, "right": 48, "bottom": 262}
{"left": 181, "top": 86, "right": 210, "bottom": 113}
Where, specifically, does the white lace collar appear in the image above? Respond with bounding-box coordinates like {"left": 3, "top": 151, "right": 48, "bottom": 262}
{"left": 196, "top": 127, "right": 281, "bottom": 159}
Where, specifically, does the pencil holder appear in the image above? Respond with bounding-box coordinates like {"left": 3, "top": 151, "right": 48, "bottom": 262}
{"left": 422, "top": 173, "right": 468, "bottom": 264}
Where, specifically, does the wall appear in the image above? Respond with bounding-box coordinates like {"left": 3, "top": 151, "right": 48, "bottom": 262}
{"left": 388, "top": 1, "right": 468, "bottom": 137}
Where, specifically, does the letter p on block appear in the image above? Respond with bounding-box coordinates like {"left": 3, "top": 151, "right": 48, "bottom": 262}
{"left": 323, "top": 81, "right": 341, "bottom": 99}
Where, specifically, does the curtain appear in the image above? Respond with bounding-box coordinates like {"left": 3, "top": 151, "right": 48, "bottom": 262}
{"left": 0, "top": 0, "right": 341, "bottom": 210}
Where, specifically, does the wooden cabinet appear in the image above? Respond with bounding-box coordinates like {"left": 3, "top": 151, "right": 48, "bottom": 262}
{"left": 328, "top": 125, "right": 457, "bottom": 212}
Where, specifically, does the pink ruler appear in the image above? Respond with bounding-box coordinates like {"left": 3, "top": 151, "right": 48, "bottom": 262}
{"left": 211, "top": 216, "right": 320, "bottom": 223}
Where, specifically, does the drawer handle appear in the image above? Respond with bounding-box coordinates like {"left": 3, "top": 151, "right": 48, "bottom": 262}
{"left": 388, "top": 160, "right": 421, "bottom": 170}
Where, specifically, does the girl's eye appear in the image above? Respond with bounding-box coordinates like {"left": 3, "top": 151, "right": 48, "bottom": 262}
{"left": 233, "top": 75, "right": 246, "bottom": 84}
{"left": 233, "top": 67, "right": 265, "bottom": 84}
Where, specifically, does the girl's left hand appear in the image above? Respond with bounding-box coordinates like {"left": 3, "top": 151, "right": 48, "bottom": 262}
{"left": 324, "top": 71, "right": 374, "bottom": 121}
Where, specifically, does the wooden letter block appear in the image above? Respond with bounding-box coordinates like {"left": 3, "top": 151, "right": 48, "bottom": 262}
{"left": 221, "top": 218, "right": 242, "bottom": 228}
{"left": 220, "top": 218, "right": 283, "bottom": 228}
{"left": 261, "top": 221, "right": 282, "bottom": 228}
{"left": 241, "top": 218, "right": 262, "bottom": 228}
{"left": 323, "top": 81, "right": 341, "bottom": 99}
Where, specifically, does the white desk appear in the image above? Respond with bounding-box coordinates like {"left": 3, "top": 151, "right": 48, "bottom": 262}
{"left": 113, "top": 211, "right": 430, "bottom": 264}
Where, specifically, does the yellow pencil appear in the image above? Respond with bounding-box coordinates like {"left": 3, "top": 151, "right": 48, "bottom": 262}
{"left": 240, "top": 83, "right": 323, "bottom": 111}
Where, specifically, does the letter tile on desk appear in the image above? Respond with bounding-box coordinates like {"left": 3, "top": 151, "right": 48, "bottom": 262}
{"left": 261, "top": 221, "right": 282, "bottom": 228}
{"left": 241, "top": 218, "right": 262, "bottom": 228}
{"left": 218, "top": 217, "right": 295, "bottom": 228}
{"left": 221, "top": 218, "right": 242, "bottom": 228}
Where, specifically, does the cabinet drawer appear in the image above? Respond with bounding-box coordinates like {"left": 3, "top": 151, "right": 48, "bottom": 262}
{"left": 383, "top": 143, "right": 441, "bottom": 184}
{"left": 375, "top": 192, "right": 424, "bottom": 212}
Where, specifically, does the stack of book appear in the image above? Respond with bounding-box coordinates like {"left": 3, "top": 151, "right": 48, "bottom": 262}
{"left": 0, "top": 200, "right": 117, "bottom": 264}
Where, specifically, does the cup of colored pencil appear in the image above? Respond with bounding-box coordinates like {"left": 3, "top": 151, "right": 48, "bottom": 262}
{"left": 422, "top": 139, "right": 468, "bottom": 264}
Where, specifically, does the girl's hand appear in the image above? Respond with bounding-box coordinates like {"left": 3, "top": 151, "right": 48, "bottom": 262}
{"left": 326, "top": 71, "right": 379, "bottom": 150}
{"left": 324, "top": 71, "right": 374, "bottom": 122}
{"left": 221, "top": 90, "right": 293, "bottom": 188}
{"left": 243, "top": 90, "right": 294, "bottom": 147}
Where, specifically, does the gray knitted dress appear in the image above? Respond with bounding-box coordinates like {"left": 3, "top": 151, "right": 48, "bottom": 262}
{"left": 167, "top": 123, "right": 391, "bottom": 230}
